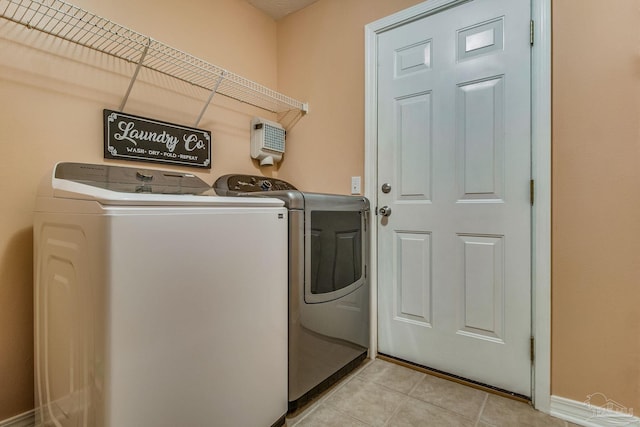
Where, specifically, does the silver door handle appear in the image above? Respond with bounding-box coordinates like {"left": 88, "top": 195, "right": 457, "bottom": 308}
{"left": 379, "top": 206, "right": 392, "bottom": 217}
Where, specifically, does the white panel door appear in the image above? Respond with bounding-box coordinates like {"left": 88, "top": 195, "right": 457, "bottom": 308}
{"left": 377, "top": 0, "right": 532, "bottom": 395}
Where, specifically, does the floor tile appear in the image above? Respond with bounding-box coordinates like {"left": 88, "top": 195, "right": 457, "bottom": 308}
{"left": 386, "top": 396, "right": 476, "bottom": 427}
{"left": 323, "top": 376, "right": 406, "bottom": 426}
{"left": 291, "top": 404, "right": 368, "bottom": 427}
{"left": 286, "top": 358, "right": 575, "bottom": 427}
{"left": 285, "top": 370, "right": 360, "bottom": 425}
{"left": 409, "top": 374, "right": 487, "bottom": 420}
{"left": 357, "top": 359, "right": 425, "bottom": 394}
{"left": 480, "top": 394, "right": 566, "bottom": 427}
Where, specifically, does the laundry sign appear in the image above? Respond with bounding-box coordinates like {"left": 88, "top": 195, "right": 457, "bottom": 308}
{"left": 103, "top": 109, "right": 211, "bottom": 169}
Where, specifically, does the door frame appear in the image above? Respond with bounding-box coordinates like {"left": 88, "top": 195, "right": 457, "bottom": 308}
{"left": 364, "top": 0, "right": 551, "bottom": 412}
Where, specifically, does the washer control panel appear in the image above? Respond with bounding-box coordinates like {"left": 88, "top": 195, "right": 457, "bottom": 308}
{"left": 54, "top": 162, "right": 211, "bottom": 195}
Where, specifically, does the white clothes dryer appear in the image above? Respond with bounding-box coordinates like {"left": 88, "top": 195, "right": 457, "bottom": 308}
{"left": 34, "top": 162, "right": 288, "bottom": 427}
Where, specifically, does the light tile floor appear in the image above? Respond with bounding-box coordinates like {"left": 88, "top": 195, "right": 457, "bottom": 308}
{"left": 286, "top": 359, "right": 579, "bottom": 427}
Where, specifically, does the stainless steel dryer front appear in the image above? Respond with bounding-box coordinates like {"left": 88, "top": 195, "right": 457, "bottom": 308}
{"left": 214, "top": 175, "right": 370, "bottom": 412}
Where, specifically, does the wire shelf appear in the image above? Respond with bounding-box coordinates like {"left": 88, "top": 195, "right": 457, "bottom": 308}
{"left": 0, "top": 0, "right": 308, "bottom": 124}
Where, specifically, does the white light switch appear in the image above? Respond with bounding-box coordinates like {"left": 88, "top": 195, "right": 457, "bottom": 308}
{"left": 351, "top": 176, "right": 361, "bottom": 194}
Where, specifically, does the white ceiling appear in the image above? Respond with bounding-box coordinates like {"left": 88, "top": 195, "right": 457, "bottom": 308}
{"left": 246, "top": 0, "right": 319, "bottom": 20}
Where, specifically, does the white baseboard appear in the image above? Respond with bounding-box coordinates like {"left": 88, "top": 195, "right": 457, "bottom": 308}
{"left": 551, "top": 395, "right": 640, "bottom": 427}
{"left": 0, "top": 410, "right": 35, "bottom": 427}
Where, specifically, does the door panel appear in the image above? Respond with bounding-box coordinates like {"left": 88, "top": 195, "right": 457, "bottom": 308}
{"left": 377, "top": 0, "right": 531, "bottom": 395}
{"left": 458, "top": 234, "right": 504, "bottom": 341}
{"left": 457, "top": 76, "right": 504, "bottom": 200}
{"left": 397, "top": 93, "right": 432, "bottom": 200}
{"left": 396, "top": 231, "right": 432, "bottom": 325}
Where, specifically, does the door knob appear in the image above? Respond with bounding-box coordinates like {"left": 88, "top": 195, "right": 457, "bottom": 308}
{"left": 379, "top": 206, "right": 392, "bottom": 217}
{"left": 381, "top": 183, "right": 391, "bottom": 193}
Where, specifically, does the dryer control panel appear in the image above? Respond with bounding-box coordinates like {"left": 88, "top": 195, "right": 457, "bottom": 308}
{"left": 214, "top": 174, "right": 297, "bottom": 195}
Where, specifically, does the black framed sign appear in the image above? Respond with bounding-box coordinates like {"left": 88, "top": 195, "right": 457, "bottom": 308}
{"left": 104, "top": 109, "right": 211, "bottom": 169}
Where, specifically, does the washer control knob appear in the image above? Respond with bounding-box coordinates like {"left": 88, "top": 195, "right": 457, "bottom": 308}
{"left": 259, "top": 180, "right": 273, "bottom": 191}
{"left": 136, "top": 171, "right": 154, "bottom": 182}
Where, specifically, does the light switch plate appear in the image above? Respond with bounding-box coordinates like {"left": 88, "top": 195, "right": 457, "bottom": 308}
{"left": 351, "top": 176, "right": 361, "bottom": 194}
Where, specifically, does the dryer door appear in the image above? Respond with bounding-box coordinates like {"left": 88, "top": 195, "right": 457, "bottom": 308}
{"left": 304, "top": 194, "right": 369, "bottom": 304}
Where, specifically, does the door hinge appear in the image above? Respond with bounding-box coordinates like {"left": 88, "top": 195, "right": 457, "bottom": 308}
{"left": 530, "top": 179, "right": 535, "bottom": 206}
{"left": 530, "top": 336, "right": 535, "bottom": 363}
{"left": 530, "top": 20, "right": 534, "bottom": 46}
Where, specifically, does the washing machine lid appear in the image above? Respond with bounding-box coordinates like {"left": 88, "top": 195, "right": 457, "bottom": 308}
{"left": 41, "top": 162, "right": 284, "bottom": 207}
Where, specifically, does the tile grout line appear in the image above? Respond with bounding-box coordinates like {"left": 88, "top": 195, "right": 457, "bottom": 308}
{"left": 320, "top": 366, "right": 379, "bottom": 426}
{"left": 369, "top": 377, "right": 425, "bottom": 397}
{"left": 358, "top": 364, "right": 426, "bottom": 398}
{"left": 377, "top": 354, "right": 530, "bottom": 404}
{"left": 474, "top": 392, "right": 489, "bottom": 427}
{"left": 291, "top": 359, "right": 569, "bottom": 427}
{"left": 392, "top": 367, "right": 486, "bottom": 426}
{"left": 325, "top": 362, "right": 422, "bottom": 427}
{"left": 376, "top": 359, "right": 496, "bottom": 425}
{"left": 288, "top": 369, "right": 363, "bottom": 426}
{"left": 406, "top": 377, "right": 484, "bottom": 421}
{"left": 318, "top": 381, "right": 377, "bottom": 427}
{"left": 321, "top": 404, "right": 374, "bottom": 427}
{"left": 407, "top": 372, "right": 427, "bottom": 396}
{"left": 361, "top": 362, "right": 427, "bottom": 426}
{"left": 382, "top": 401, "right": 404, "bottom": 427}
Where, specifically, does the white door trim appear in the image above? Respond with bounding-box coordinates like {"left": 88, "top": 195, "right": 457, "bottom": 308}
{"left": 364, "top": 0, "right": 551, "bottom": 412}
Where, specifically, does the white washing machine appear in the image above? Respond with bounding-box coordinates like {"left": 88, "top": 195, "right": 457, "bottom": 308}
{"left": 34, "top": 162, "right": 288, "bottom": 427}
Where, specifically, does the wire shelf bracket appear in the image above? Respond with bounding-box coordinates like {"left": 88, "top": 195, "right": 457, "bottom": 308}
{"left": 119, "top": 36, "right": 150, "bottom": 112}
{"left": 0, "top": 0, "right": 309, "bottom": 129}
{"left": 194, "top": 71, "right": 226, "bottom": 128}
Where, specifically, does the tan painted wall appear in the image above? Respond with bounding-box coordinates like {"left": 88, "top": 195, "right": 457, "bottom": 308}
{"left": 276, "top": 0, "right": 423, "bottom": 193}
{"left": 0, "top": 0, "right": 277, "bottom": 419}
{"left": 3, "top": 0, "right": 640, "bottom": 421}
{"left": 551, "top": 0, "right": 640, "bottom": 411}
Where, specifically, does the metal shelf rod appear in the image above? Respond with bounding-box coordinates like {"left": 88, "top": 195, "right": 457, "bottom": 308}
{"left": 194, "top": 71, "right": 226, "bottom": 127}
{"left": 119, "top": 37, "right": 150, "bottom": 112}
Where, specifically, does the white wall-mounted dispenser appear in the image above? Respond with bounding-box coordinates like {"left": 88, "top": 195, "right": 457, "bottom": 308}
{"left": 251, "top": 117, "right": 285, "bottom": 166}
